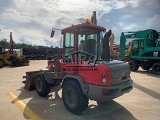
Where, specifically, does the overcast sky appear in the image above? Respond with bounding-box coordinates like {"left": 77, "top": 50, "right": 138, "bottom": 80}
{"left": 0, "top": 0, "right": 160, "bottom": 47}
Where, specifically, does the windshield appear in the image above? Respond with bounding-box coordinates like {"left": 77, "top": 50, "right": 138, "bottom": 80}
{"left": 77, "top": 27, "right": 103, "bottom": 61}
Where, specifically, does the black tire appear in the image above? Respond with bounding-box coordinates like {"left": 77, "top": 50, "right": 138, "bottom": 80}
{"left": 125, "top": 57, "right": 130, "bottom": 62}
{"left": 35, "top": 74, "right": 51, "bottom": 97}
{"left": 0, "top": 59, "right": 5, "bottom": 68}
{"left": 11, "top": 59, "right": 22, "bottom": 67}
{"left": 141, "top": 66, "right": 151, "bottom": 70}
{"left": 151, "top": 62, "right": 160, "bottom": 75}
{"left": 129, "top": 60, "right": 139, "bottom": 71}
{"left": 62, "top": 80, "right": 89, "bottom": 115}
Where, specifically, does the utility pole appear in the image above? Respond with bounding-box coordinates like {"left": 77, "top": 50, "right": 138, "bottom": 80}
{"left": 9, "top": 32, "right": 13, "bottom": 54}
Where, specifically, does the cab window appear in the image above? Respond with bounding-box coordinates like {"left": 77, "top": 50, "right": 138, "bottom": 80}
{"left": 64, "top": 32, "right": 74, "bottom": 55}
{"left": 139, "top": 40, "right": 144, "bottom": 50}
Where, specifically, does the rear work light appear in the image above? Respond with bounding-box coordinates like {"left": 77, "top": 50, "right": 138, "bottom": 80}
{"left": 102, "top": 72, "right": 106, "bottom": 84}
{"left": 102, "top": 71, "right": 112, "bottom": 86}
{"left": 102, "top": 78, "right": 106, "bottom": 84}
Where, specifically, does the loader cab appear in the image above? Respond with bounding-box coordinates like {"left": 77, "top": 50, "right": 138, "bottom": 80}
{"left": 61, "top": 22, "right": 106, "bottom": 63}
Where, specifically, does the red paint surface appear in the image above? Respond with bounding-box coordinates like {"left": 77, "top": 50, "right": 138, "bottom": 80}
{"left": 47, "top": 61, "right": 112, "bottom": 86}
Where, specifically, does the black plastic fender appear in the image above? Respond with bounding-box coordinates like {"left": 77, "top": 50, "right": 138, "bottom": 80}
{"left": 61, "top": 74, "right": 89, "bottom": 97}
{"left": 40, "top": 69, "right": 66, "bottom": 85}
{"left": 40, "top": 69, "right": 55, "bottom": 84}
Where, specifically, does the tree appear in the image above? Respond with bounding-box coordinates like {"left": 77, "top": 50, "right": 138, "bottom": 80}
{"left": 0, "top": 39, "right": 9, "bottom": 48}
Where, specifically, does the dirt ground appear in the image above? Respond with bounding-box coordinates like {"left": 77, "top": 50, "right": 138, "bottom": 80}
{"left": 0, "top": 60, "right": 160, "bottom": 120}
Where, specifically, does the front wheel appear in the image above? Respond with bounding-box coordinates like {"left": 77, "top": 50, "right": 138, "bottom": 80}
{"left": 129, "top": 61, "right": 139, "bottom": 71}
{"left": 152, "top": 62, "right": 160, "bottom": 75}
{"left": 62, "top": 80, "right": 89, "bottom": 115}
{"left": 35, "top": 74, "right": 51, "bottom": 97}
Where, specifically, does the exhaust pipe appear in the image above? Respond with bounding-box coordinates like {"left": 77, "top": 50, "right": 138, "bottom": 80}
{"left": 101, "top": 30, "right": 112, "bottom": 61}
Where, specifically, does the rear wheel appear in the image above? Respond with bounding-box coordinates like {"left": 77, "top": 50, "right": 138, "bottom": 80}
{"left": 0, "top": 59, "right": 5, "bottom": 68}
{"left": 129, "top": 60, "right": 139, "bottom": 71}
{"left": 151, "top": 62, "right": 160, "bottom": 75}
{"left": 35, "top": 74, "right": 51, "bottom": 97}
{"left": 62, "top": 80, "right": 89, "bottom": 115}
{"left": 141, "top": 66, "right": 151, "bottom": 70}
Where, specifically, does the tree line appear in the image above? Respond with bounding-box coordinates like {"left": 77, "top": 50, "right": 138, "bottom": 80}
{"left": 0, "top": 39, "right": 55, "bottom": 49}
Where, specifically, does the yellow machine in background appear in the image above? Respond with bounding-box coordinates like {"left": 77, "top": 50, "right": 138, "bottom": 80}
{"left": 109, "top": 33, "right": 119, "bottom": 60}
{"left": 0, "top": 46, "right": 29, "bottom": 68}
{"left": 0, "top": 32, "right": 29, "bottom": 68}
{"left": 125, "top": 42, "right": 132, "bottom": 61}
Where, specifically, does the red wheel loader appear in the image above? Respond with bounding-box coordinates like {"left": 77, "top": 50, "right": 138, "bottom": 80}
{"left": 23, "top": 21, "right": 133, "bottom": 115}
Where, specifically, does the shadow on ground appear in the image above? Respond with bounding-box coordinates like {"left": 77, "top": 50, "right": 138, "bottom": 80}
{"left": 133, "top": 82, "right": 160, "bottom": 101}
{"left": 11, "top": 86, "right": 137, "bottom": 120}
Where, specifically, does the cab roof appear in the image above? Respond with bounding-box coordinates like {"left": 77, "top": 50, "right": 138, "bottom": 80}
{"left": 61, "top": 22, "right": 106, "bottom": 33}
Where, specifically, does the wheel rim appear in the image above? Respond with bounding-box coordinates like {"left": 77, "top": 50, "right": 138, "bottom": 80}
{"left": 65, "top": 87, "right": 77, "bottom": 108}
{"left": 36, "top": 77, "right": 43, "bottom": 92}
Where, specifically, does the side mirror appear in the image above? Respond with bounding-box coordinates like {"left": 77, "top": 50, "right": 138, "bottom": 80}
{"left": 50, "top": 29, "right": 55, "bottom": 38}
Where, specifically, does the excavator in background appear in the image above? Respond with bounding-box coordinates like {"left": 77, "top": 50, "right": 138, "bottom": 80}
{"left": 0, "top": 32, "right": 29, "bottom": 68}
{"left": 119, "top": 29, "right": 160, "bottom": 75}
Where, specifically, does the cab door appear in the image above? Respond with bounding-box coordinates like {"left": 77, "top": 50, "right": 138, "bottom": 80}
{"left": 131, "top": 40, "right": 139, "bottom": 56}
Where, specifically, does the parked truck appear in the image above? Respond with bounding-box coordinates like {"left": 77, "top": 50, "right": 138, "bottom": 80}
{"left": 119, "top": 29, "right": 160, "bottom": 75}
{"left": 23, "top": 19, "right": 133, "bottom": 115}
